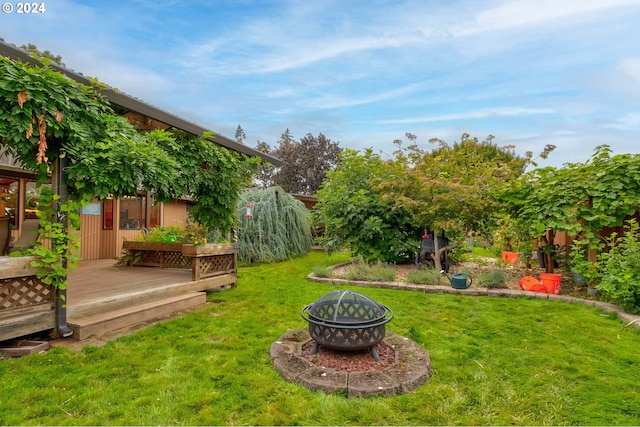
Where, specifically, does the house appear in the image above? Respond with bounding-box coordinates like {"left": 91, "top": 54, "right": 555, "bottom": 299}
{"left": 0, "top": 41, "right": 285, "bottom": 342}
{"left": 0, "top": 40, "right": 281, "bottom": 260}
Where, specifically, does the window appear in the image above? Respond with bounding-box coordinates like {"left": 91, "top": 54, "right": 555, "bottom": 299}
{"left": 0, "top": 178, "right": 52, "bottom": 227}
{"left": 118, "top": 195, "right": 160, "bottom": 230}
{"left": 0, "top": 178, "right": 18, "bottom": 223}
{"left": 119, "top": 196, "right": 144, "bottom": 230}
{"left": 25, "top": 181, "right": 47, "bottom": 219}
{"left": 103, "top": 198, "right": 113, "bottom": 230}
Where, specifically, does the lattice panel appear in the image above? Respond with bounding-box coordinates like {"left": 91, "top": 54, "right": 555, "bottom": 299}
{"left": 138, "top": 250, "right": 161, "bottom": 265}
{"left": 163, "top": 251, "right": 191, "bottom": 269}
{"left": 0, "top": 276, "right": 54, "bottom": 310}
{"left": 198, "top": 254, "right": 235, "bottom": 276}
{"left": 309, "top": 324, "right": 386, "bottom": 351}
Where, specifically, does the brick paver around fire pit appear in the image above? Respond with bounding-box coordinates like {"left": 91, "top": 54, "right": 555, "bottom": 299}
{"left": 269, "top": 329, "right": 431, "bottom": 398}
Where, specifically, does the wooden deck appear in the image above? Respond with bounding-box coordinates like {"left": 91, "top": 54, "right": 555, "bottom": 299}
{"left": 67, "top": 259, "right": 195, "bottom": 306}
{"left": 0, "top": 258, "right": 236, "bottom": 343}
{"left": 64, "top": 259, "right": 237, "bottom": 340}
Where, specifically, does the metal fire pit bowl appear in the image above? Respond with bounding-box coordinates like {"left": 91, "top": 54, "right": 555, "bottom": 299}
{"left": 300, "top": 290, "right": 394, "bottom": 361}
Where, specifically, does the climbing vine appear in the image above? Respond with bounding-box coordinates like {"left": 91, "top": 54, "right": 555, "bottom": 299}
{"left": 0, "top": 54, "right": 257, "bottom": 289}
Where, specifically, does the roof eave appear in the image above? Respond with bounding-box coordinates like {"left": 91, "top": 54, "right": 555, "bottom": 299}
{"left": 0, "top": 41, "right": 282, "bottom": 166}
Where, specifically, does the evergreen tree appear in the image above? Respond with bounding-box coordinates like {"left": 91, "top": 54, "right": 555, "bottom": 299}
{"left": 236, "top": 186, "right": 312, "bottom": 263}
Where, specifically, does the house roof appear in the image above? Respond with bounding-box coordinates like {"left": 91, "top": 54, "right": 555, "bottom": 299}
{"left": 0, "top": 40, "right": 282, "bottom": 166}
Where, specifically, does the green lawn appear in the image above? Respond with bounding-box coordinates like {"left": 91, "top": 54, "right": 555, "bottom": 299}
{"left": 1, "top": 250, "right": 639, "bottom": 425}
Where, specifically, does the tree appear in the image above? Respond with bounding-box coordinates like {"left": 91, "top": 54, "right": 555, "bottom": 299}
{"left": 255, "top": 130, "right": 342, "bottom": 195}
{"left": 236, "top": 186, "right": 311, "bottom": 263}
{"left": 314, "top": 148, "right": 416, "bottom": 263}
{"left": 504, "top": 145, "right": 640, "bottom": 272}
{"left": 234, "top": 124, "right": 246, "bottom": 144}
{"left": 255, "top": 140, "right": 276, "bottom": 190}
{"left": 377, "top": 134, "right": 534, "bottom": 271}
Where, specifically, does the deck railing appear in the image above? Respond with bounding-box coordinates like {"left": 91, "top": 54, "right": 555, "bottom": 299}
{"left": 0, "top": 256, "right": 56, "bottom": 342}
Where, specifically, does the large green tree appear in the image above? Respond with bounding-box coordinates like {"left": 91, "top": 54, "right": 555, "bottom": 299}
{"left": 377, "top": 134, "right": 543, "bottom": 271}
{"left": 314, "top": 148, "right": 416, "bottom": 263}
{"left": 256, "top": 130, "right": 342, "bottom": 195}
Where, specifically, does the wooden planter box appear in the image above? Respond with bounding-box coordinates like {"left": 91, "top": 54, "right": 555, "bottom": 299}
{"left": 122, "top": 241, "right": 238, "bottom": 281}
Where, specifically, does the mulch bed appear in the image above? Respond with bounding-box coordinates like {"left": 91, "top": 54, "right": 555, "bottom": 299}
{"left": 301, "top": 340, "right": 396, "bottom": 372}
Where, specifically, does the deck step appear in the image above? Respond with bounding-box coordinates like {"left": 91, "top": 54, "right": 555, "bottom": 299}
{"left": 68, "top": 292, "right": 206, "bottom": 341}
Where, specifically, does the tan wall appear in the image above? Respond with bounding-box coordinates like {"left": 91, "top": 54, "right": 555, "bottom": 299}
{"left": 162, "top": 200, "right": 188, "bottom": 228}
{"left": 79, "top": 199, "right": 190, "bottom": 260}
{"left": 79, "top": 199, "right": 149, "bottom": 260}
{"left": 79, "top": 208, "right": 103, "bottom": 260}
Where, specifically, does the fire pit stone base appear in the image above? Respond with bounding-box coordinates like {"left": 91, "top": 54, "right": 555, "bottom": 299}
{"left": 270, "top": 329, "right": 431, "bottom": 398}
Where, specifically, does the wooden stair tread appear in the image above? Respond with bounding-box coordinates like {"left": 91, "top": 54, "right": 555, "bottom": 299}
{"left": 67, "top": 292, "right": 206, "bottom": 340}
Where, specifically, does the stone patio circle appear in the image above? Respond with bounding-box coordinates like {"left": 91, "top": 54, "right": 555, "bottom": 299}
{"left": 270, "top": 329, "right": 431, "bottom": 398}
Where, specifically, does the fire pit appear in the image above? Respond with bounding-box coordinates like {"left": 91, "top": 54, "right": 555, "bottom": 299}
{"left": 300, "top": 290, "right": 393, "bottom": 361}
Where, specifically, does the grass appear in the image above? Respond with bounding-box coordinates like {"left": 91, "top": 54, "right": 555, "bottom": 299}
{"left": 1, "top": 250, "right": 640, "bottom": 425}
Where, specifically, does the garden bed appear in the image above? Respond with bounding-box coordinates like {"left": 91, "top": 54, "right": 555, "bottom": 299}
{"left": 331, "top": 257, "right": 596, "bottom": 299}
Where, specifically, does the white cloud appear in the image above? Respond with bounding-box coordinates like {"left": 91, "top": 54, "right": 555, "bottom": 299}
{"left": 455, "top": 0, "right": 640, "bottom": 36}
{"left": 379, "top": 107, "right": 555, "bottom": 125}
{"left": 604, "top": 112, "right": 640, "bottom": 129}
{"left": 618, "top": 57, "right": 640, "bottom": 82}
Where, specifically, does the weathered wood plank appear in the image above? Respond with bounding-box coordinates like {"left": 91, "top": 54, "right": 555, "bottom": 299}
{"left": 0, "top": 302, "right": 55, "bottom": 320}
{"left": 197, "top": 273, "right": 237, "bottom": 291}
{"left": 122, "top": 241, "right": 184, "bottom": 252}
{"left": 0, "top": 305, "right": 55, "bottom": 342}
{"left": 181, "top": 243, "right": 238, "bottom": 257}
{"left": 0, "top": 256, "right": 40, "bottom": 279}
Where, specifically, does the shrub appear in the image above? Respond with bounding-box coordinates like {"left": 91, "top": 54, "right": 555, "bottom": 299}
{"left": 344, "top": 259, "right": 396, "bottom": 282}
{"left": 597, "top": 219, "right": 640, "bottom": 314}
{"left": 406, "top": 268, "right": 440, "bottom": 285}
{"left": 135, "top": 218, "right": 212, "bottom": 245}
{"left": 477, "top": 269, "right": 507, "bottom": 288}
{"left": 314, "top": 149, "right": 417, "bottom": 264}
{"left": 312, "top": 266, "right": 332, "bottom": 278}
{"left": 138, "top": 225, "right": 192, "bottom": 243}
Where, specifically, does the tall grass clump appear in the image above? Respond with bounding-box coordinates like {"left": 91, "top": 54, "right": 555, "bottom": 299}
{"left": 344, "top": 259, "right": 396, "bottom": 282}
{"left": 477, "top": 269, "right": 507, "bottom": 288}
{"left": 237, "top": 186, "right": 312, "bottom": 263}
{"left": 407, "top": 267, "right": 441, "bottom": 285}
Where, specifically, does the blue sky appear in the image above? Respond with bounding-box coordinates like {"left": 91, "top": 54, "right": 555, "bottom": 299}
{"left": 2, "top": 0, "right": 639, "bottom": 167}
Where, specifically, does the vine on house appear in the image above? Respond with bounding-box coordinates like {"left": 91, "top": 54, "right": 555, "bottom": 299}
{"left": 0, "top": 54, "right": 256, "bottom": 290}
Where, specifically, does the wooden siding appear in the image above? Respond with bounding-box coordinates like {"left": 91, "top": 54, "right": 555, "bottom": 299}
{"left": 79, "top": 199, "right": 191, "bottom": 260}
{"left": 162, "top": 200, "right": 188, "bottom": 227}
{"left": 79, "top": 207, "right": 102, "bottom": 260}
{"left": 80, "top": 199, "right": 144, "bottom": 260}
